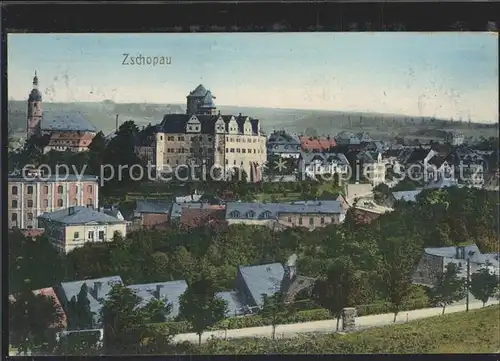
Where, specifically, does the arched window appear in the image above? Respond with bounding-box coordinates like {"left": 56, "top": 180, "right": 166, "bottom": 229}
{"left": 43, "top": 199, "right": 49, "bottom": 207}
{"left": 11, "top": 200, "right": 18, "bottom": 208}
{"left": 12, "top": 186, "right": 18, "bottom": 195}
{"left": 57, "top": 185, "right": 63, "bottom": 194}
{"left": 12, "top": 213, "right": 18, "bottom": 222}
{"left": 27, "top": 200, "right": 33, "bottom": 208}
{"left": 57, "top": 199, "right": 63, "bottom": 207}
{"left": 44, "top": 185, "right": 49, "bottom": 194}
{"left": 87, "top": 185, "right": 93, "bottom": 194}
{"left": 27, "top": 213, "right": 34, "bottom": 221}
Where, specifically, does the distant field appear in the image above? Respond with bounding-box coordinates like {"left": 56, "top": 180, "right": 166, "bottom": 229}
{"left": 8, "top": 100, "right": 498, "bottom": 140}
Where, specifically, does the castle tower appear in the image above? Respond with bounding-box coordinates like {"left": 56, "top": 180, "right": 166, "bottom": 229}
{"left": 27, "top": 71, "right": 43, "bottom": 137}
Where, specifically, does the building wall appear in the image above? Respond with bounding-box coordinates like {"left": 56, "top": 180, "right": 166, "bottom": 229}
{"left": 276, "top": 213, "right": 341, "bottom": 228}
{"left": 39, "top": 219, "right": 126, "bottom": 254}
{"left": 154, "top": 132, "right": 266, "bottom": 182}
{"left": 226, "top": 219, "right": 276, "bottom": 227}
{"left": 43, "top": 131, "right": 96, "bottom": 153}
{"left": 141, "top": 213, "right": 170, "bottom": 229}
{"left": 8, "top": 179, "right": 99, "bottom": 229}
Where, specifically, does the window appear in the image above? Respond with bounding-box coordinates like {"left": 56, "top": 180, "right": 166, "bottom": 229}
{"left": 230, "top": 210, "right": 240, "bottom": 218}
{"left": 87, "top": 185, "right": 93, "bottom": 193}
{"left": 88, "top": 231, "right": 94, "bottom": 240}
{"left": 167, "top": 136, "right": 174, "bottom": 141}
{"left": 27, "top": 186, "right": 34, "bottom": 194}
{"left": 12, "top": 213, "right": 18, "bottom": 222}
{"left": 309, "top": 218, "right": 314, "bottom": 226}
{"left": 87, "top": 198, "right": 93, "bottom": 206}
{"left": 27, "top": 213, "right": 33, "bottom": 221}
{"left": 178, "top": 136, "right": 184, "bottom": 141}
{"left": 226, "top": 148, "right": 229, "bottom": 152}
{"left": 11, "top": 200, "right": 18, "bottom": 208}
{"left": 233, "top": 160, "right": 236, "bottom": 165}
{"left": 248, "top": 149, "right": 252, "bottom": 153}
{"left": 57, "top": 199, "right": 63, "bottom": 207}
{"left": 237, "top": 148, "right": 241, "bottom": 153}
{"left": 99, "top": 231, "right": 105, "bottom": 240}
{"left": 287, "top": 217, "right": 292, "bottom": 223}
{"left": 73, "top": 198, "right": 78, "bottom": 206}
{"left": 160, "top": 136, "right": 163, "bottom": 141}
{"left": 44, "top": 186, "right": 49, "bottom": 194}
{"left": 74, "top": 232, "right": 79, "bottom": 239}
{"left": 27, "top": 200, "right": 33, "bottom": 208}
{"left": 246, "top": 210, "right": 255, "bottom": 218}
{"left": 321, "top": 217, "right": 325, "bottom": 225}
{"left": 230, "top": 148, "right": 235, "bottom": 153}
{"left": 225, "top": 159, "right": 228, "bottom": 165}
{"left": 43, "top": 199, "right": 49, "bottom": 207}
{"left": 57, "top": 185, "right": 63, "bottom": 194}
{"left": 298, "top": 217, "right": 303, "bottom": 225}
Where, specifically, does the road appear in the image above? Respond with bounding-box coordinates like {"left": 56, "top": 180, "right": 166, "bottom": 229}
{"left": 173, "top": 299, "right": 499, "bottom": 344}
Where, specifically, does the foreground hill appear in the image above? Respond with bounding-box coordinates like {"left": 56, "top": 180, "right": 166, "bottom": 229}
{"left": 193, "top": 305, "right": 499, "bottom": 354}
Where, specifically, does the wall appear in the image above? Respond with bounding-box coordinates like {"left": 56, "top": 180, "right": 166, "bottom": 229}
{"left": 276, "top": 213, "right": 340, "bottom": 228}
{"left": 141, "top": 213, "right": 170, "bottom": 229}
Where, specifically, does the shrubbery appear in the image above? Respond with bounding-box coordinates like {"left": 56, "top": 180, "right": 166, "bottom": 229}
{"left": 152, "top": 297, "right": 430, "bottom": 334}
{"left": 193, "top": 305, "right": 500, "bottom": 354}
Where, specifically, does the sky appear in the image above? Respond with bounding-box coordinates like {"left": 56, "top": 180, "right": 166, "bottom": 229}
{"left": 8, "top": 32, "right": 499, "bottom": 123}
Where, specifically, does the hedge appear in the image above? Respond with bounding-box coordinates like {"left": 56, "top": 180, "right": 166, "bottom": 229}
{"left": 151, "top": 297, "right": 430, "bottom": 334}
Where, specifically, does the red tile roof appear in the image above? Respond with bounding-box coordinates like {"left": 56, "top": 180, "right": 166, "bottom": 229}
{"left": 299, "top": 136, "right": 336, "bottom": 151}
{"left": 180, "top": 207, "right": 226, "bottom": 229}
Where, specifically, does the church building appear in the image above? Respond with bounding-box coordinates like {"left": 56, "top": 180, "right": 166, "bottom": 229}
{"left": 25, "top": 71, "right": 97, "bottom": 153}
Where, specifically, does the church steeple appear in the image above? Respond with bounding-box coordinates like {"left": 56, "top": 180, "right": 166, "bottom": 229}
{"left": 33, "top": 70, "right": 39, "bottom": 88}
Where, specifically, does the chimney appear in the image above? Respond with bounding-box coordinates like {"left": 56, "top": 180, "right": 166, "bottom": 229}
{"left": 155, "top": 285, "right": 164, "bottom": 299}
{"left": 115, "top": 114, "right": 119, "bottom": 132}
{"left": 68, "top": 207, "right": 75, "bottom": 216}
{"left": 94, "top": 281, "right": 102, "bottom": 299}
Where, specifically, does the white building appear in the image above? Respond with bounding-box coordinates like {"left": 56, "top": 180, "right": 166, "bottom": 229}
{"left": 38, "top": 206, "right": 127, "bottom": 254}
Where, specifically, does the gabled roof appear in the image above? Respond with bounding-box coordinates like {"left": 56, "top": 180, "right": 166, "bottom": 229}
{"left": 38, "top": 206, "right": 125, "bottom": 225}
{"left": 424, "top": 178, "right": 461, "bottom": 189}
{"left": 127, "top": 280, "right": 188, "bottom": 319}
{"left": 41, "top": 112, "right": 97, "bottom": 132}
{"left": 238, "top": 262, "right": 285, "bottom": 307}
{"left": 216, "top": 291, "right": 246, "bottom": 317}
{"left": 392, "top": 189, "right": 423, "bottom": 202}
{"left": 135, "top": 200, "right": 172, "bottom": 214}
{"left": 300, "top": 151, "right": 349, "bottom": 166}
{"left": 60, "top": 276, "right": 123, "bottom": 326}
{"left": 157, "top": 114, "right": 260, "bottom": 135}
{"left": 226, "top": 200, "right": 343, "bottom": 220}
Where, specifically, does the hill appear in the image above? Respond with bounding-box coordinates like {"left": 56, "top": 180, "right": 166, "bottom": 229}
{"left": 193, "top": 305, "right": 500, "bottom": 354}
{"left": 8, "top": 100, "right": 498, "bottom": 141}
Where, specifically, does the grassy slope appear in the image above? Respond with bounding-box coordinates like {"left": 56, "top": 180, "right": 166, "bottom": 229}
{"left": 197, "top": 305, "right": 500, "bottom": 354}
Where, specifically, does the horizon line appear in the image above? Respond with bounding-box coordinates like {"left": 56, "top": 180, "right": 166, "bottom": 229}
{"left": 8, "top": 99, "right": 497, "bottom": 125}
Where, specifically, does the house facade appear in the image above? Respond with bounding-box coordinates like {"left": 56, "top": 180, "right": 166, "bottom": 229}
{"left": 8, "top": 173, "right": 99, "bottom": 229}
{"left": 225, "top": 200, "right": 345, "bottom": 230}
{"left": 299, "top": 152, "right": 349, "bottom": 179}
{"left": 267, "top": 130, "right": 301, "bottom": 159}
{"left": 38, "top": 206, "right": 127, "bottom": 254}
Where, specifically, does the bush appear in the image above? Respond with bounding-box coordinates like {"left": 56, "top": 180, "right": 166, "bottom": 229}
{"left": 193, "top": 305, "right": 500, "bottom": 354}
{"left": 152, "top": 297, "right": 430, "bottom": 335}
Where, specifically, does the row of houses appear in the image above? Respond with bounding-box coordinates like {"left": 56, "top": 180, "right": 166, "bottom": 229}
{"left": 13, "top": 243, "right": 498, "bottom": 336}
{"left": 12, "top": 254, "right": 314, "bottom": 332}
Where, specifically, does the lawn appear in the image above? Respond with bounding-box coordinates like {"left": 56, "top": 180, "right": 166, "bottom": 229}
{"left": 197, "top": 305, "right": 500, "bottom": 354}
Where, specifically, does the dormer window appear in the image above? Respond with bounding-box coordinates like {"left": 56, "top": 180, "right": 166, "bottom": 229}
{"left": 230, "top": 210, "right": 240, "bottom": 218}
{"left": 246, "top": 210, "right": 255, "bottom": 218}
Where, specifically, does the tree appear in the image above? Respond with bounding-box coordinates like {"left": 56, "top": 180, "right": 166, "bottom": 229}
{"left": 9, "top": 290, "right": 63, "bottom": 355}
{"left": 53, "top": 330, "right": 103, "bottom": 355}
{"left": 260, "top": 291, "right": 294, "bottom": 339}
{"left": 179, "top": 277, "right": 228, "bottom": 345}
{"left": 431, "top": 263, "right": 466, "bottom": 315}
{"left": 380, "top": 238, "right": 419, "bottom": 322}
{"left": 100, "top": 283, "right": 174, "bottom": 354}
{"left": 312, "top": 257, "right": 362, "bottom": 331}
{"left": 373, "top": 183, "right": 390, "bottom": 206}
{"left": 67, "top": 283, "right": 94, "bottom": 330}
{"left": 470, "top": 265, "right": 499, "bottom": 308}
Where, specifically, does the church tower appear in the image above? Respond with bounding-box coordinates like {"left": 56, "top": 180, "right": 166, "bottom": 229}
{"left": 27, "top": 71, "right": 43, "bottom": 138}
